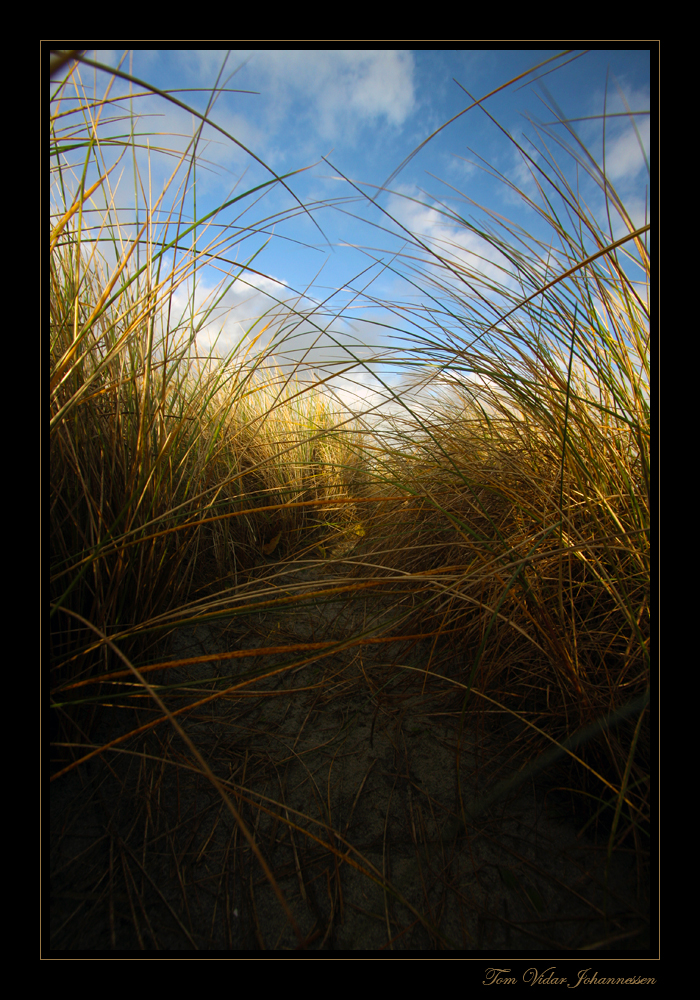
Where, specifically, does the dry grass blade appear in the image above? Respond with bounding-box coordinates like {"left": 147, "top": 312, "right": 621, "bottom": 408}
{"left": 49, "top": 51, "right": 651, "bottom": 952}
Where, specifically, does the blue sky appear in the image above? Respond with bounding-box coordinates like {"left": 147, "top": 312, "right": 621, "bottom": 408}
{"left": 51, "top": 48, "right": 651, "bottom": 428}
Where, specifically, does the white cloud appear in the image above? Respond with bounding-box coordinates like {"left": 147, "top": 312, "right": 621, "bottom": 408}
{"left": 240, "top": 50, "right": 416, "bottom": 144}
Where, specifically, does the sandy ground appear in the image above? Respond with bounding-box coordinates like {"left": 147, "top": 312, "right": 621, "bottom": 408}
{"left": 49, "top": 561, "right": 650, "bottom": 952}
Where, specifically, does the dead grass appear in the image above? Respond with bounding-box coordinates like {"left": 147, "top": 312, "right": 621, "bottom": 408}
{"left": 49, "top": 50, "right": 650, "bottom": 951}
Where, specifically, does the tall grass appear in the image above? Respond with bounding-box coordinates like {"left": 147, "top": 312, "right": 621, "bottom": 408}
{"left": 49, "top": 51, "right": 650, "bottom": 951}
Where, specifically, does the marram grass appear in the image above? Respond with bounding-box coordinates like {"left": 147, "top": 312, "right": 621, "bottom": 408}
{"left": 49, "top": 51, "right": 650, "bottom": 951}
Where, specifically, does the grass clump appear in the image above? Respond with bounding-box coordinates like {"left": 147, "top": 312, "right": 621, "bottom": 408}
{"left": 49, "top": 51, "right": 650, "bottom": 952}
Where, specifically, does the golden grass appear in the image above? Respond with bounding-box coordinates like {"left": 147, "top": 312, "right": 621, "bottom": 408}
{"left": 49, "top": 50, "right": 650, "bottom": 951}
